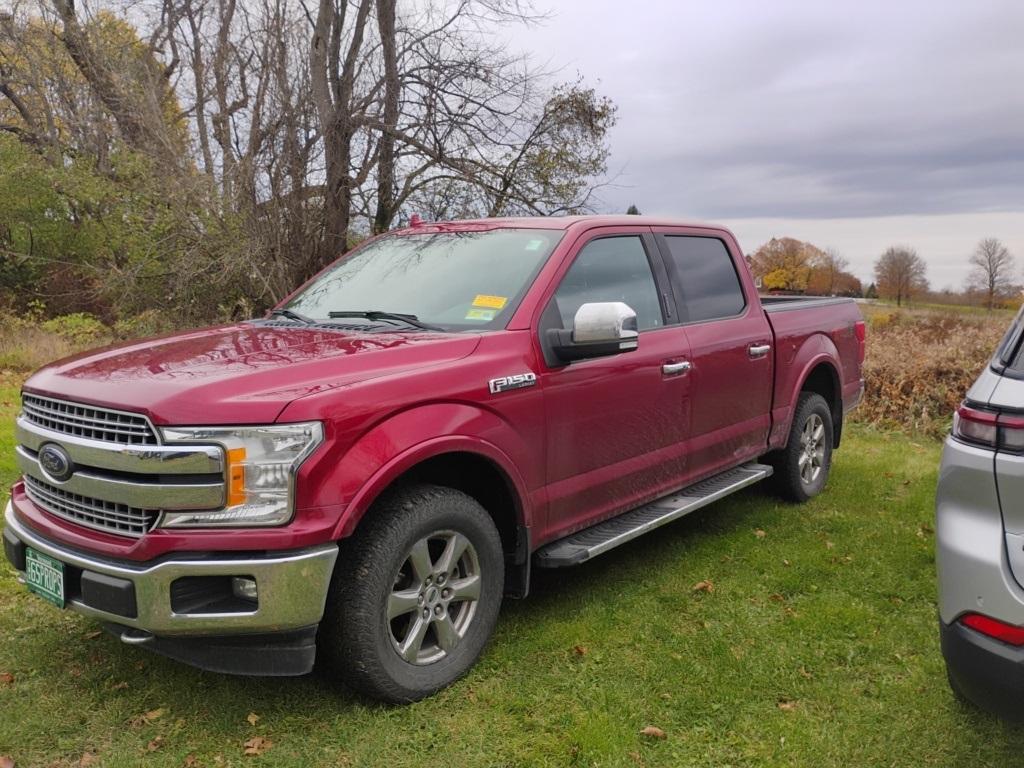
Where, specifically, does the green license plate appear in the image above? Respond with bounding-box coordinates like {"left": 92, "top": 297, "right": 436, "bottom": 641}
{"left": 25, "top": 547, "right": 65, "bottom": 608}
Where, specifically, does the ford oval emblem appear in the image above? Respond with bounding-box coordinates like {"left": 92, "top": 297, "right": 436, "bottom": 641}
{"left": 38, "top": 443, "right": 74, "bottom": 483}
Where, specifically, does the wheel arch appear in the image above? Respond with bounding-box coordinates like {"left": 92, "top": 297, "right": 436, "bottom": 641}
{"left": 798, "top": 359, "right": 843, "bottom": 448}
{"left": 334, "top": 436, "right": 533, "bottom": 597}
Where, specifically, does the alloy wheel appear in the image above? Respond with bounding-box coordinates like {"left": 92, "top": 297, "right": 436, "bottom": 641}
{"left": 387, "top": 530, "right": 482, "bottom": 665}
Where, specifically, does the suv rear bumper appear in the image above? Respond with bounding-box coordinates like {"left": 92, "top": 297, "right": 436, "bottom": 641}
{"left": 941, "top": 618, "right": 1024, "bottom": 720}
{"left": 3, "top": 501, "right": 338, "bottom": 673}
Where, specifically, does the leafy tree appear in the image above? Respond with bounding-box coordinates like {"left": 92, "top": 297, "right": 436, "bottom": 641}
{"left": 874, "top": 246, "right": 928, "bottom": 306}
{"left": 626, "top": 204, "right": 641, "bottom": 215}
{"left": 749, "top": 237, "right": 825, "bottom": 292}
{"left": 865, "top": 283, "right": 878, "bottom": 299}
{"left": 966, "top": 237, "right": 1016, "bottom": 310}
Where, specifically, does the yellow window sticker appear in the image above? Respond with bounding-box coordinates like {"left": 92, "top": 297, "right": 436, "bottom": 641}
{"left": 472, "top": 294, "right": 508, "bottom": 309}
{"left": 465, "top": 308, "right": 496, "bottom": 321}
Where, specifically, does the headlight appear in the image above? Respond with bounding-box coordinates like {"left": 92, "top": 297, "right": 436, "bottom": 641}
{"left": 159, "top": 422, "right": 323, "bottom": 527}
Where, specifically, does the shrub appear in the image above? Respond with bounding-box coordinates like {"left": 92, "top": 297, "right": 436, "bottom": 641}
{"left": 853, "top": 308, "right": 1010, "bottom": 437}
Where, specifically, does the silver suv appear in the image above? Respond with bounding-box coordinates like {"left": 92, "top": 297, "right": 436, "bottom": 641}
{"left": 938, "top": 307, "right": 1024, "bottom": 717}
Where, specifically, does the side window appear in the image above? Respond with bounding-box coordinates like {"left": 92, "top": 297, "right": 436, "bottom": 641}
{"left": 663, "top": 236, "right": 746, "bottom": 322}
{"left": 552, "top": 236, "right": 664, "bottom": 331}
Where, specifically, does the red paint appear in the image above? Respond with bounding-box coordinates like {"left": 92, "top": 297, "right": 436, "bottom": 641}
{"left": 12, "top": 216, "right": 864, "bottom": 562}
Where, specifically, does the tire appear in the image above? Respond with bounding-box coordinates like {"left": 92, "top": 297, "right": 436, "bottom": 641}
{"left": 319, "top": 483, "right": 504, "bottom": 703}
{"left": 769, "top": 392, "right": 834, "bottom": 502}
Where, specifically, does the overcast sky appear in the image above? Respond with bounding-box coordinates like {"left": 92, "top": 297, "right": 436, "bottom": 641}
{"left": 506, "top": 0, "right": 1024, "bottom": 288}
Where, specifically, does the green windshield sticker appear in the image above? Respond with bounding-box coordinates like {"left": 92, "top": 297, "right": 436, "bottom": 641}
{"left": 465, "top": 308, "right": 497, "bottom": 321}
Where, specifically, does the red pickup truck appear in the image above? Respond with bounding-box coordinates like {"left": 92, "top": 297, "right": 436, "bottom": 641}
{"left": 3, "top": 216, "right": 864, "bottom": 702}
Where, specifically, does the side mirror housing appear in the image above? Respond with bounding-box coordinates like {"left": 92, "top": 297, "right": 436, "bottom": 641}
{"left": 548, "top": 301, "right": 639, "bottom": 363}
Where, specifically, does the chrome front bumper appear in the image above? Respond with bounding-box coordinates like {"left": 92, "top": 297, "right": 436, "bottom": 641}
{"left": 3, "top": 502, "right": 338, "bottom": 636}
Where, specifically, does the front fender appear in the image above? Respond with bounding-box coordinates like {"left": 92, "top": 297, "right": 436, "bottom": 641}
{"left": 327, "top": 403, "right": 537, "bottom": 539}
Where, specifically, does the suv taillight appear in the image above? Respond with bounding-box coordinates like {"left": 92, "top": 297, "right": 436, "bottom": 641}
{"left": 962, "top": 613, "right": 1024, "bottom": 646}
{"left": 854, "top": 320, "right": 866, "bottom": 365}
{"left": 954, "top": 402, "right": 1024, "bottom": 451}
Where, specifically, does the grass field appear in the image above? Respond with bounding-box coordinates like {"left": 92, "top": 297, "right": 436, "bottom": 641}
{"left": 3, "top": 377, "right": 1024, "bottom": 767}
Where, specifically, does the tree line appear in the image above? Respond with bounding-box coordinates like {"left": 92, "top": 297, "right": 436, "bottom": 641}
{"left": 748, "top": 236, "right": 1019, "bottom": 309}
{"left": 0, "top": 0, "right": 616, "bottom": 323}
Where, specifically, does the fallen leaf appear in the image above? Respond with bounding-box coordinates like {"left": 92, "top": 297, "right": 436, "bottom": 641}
{"left": 825, "top": 541, "right": 835, "bottom": 549}
{"left": 769, "top": 593, "right": 785, "bottom": 602}
{"left": 111, "top": 681, "right": 129, "bottom": 691}
{"left": 147, "top": 737, "right": 164, "bottom": 752}
{"left": 246, "top": 712, "right": 260, "bottom": 726}
{"left": 692, "top": 580, "right": 714, "bottom": 593}
{"left": 78, "top": 753, "right": 99, "bottom": 767}
{"left": 799, "top": 666, "right": 813, "bottom": 679}
{"left": 777, "top": 699, "right": 798, "bottom": 711}
{"left": 84, "top": 630, "right": 102, "bottom": 640}
{"left": 243, "top": 736, "right": 272, "bottom": 757}
{"left": 640, "top": 726, "right": 667, "bottom": 739}
{"left": 0, "top": 755, "right": 14, "bottom": 768}
{"left": 754, "top": 528, "right": 766, "bottom": 539}
{"left": 130, "top": 707, "right": 166, "bottom": 727}
{"left": 0, "top": 672, "right": 13, "bottom": 685}
{"left": 782, "top": 559, "right": 791, "bottom": 567}
{"left": 571, "top": 645, "right": 588, "bottom": 657}
{"left": 184, "top": 755, "right": 200, "bottom": 767}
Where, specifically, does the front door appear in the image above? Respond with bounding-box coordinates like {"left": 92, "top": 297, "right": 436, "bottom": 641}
{"left": 538, "top": 230, "right": 692, "bottom": 540}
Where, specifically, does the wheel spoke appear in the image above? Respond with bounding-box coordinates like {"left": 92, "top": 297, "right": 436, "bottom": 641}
{"left": 435, "top": 532, "right": 469, "bottom": 576}
{"left": 388, "top": 588, "right": 421, "bottom": 619}
{"left": 407, "top": 538, "right": 434, "bottom": 582}
{"left": 397, "top": 615, "right": 430, "bottom": 662}
{"left": 798, "top": 453, "right": 810, "bottom": 470}
{"left": 433, "top": 614, "right": 460, "bottom": 652}
{"left": 447, "top": 573, "right": 481, "bottom": 603}
{"left": 812, "top": 423, "right": 825, "bottom": 444}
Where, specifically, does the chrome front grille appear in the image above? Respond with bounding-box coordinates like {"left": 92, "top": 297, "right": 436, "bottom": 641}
{"left": 15, "top": 394, "right": 225, "bottom": 538}
{"left": 23, "top": 474, "right": 159, "bottom": 537}
{"left": 21, "top": 394, "right": 158, "bottom": 446}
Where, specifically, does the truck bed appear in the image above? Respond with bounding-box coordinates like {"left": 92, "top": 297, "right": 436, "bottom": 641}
{"left": 760, "top": 295, "right": 858, "bottom": 313}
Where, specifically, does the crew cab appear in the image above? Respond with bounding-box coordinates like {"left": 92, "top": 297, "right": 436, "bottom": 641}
{"left": 3, "top": 216, "right": 865, "bottom": 702}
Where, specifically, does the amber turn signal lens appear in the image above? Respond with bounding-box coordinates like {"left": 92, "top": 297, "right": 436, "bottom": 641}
{"left": 226, "top": 447, "right": 247, "bottom": 506}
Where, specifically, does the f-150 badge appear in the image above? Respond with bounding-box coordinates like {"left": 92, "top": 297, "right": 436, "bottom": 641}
{"left": 488, "top": 372, "right": 537, "bottom": 394}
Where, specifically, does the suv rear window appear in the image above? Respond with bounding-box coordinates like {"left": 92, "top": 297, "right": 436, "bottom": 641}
{"left": 997, "top": 306, "right": 1024, "bottom": 372}
{"left": 662, "top": 236, "right": 746, "bottom": 322}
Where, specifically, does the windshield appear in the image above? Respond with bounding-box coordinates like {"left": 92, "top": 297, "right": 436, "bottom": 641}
{"left": 284, "top": 229, "right": 561, "bottom": 331}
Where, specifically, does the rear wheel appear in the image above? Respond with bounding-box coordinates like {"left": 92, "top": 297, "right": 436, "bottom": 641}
{"left": 319, "top": 483, "right": 504, "bottom": 703}
{"left": 770, "top": 392, "right": 833, "bottom": 502}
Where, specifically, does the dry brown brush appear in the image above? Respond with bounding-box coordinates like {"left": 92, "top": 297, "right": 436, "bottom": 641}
{"left": 854, "top": 307, "right": 1011, "bottom": 437}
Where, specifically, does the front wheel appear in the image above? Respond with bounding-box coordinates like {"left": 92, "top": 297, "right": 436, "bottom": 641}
{"left": 319, "top": 483, "right": 504, "bottom": 703}
{"left": 770, "top": 392, "right": 834, "bottom": 502}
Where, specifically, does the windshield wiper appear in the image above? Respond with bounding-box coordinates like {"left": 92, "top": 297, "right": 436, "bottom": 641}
{"left": 327, "top": 310, "right": 443, "bottom": 332}
{"left": 269, "top": 308, "right": 316, "bottom": 325}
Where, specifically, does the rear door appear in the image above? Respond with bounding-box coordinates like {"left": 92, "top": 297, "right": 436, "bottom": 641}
{"left": 537, "top": 228, "right": 692, "bottom": 539}
{"left": 654, "top": 228, "right": 774, "bottom": 479}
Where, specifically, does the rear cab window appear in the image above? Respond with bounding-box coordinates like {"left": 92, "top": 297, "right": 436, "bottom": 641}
{"left": 659, "top": 235, "right": 746, "bottom": 323}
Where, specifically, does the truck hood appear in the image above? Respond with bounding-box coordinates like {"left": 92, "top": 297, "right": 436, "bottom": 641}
{"left": 24, "top": 323, "right": 481, "bottom": 425}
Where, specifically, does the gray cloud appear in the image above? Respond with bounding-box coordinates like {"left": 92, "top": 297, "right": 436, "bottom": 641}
{"left": 507, "top": 0, "right": 1024, "bottom": 220}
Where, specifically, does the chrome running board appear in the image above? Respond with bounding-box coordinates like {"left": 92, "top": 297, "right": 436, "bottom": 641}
{"left": 534, "top": 462, "right": 773, "bottom": 568}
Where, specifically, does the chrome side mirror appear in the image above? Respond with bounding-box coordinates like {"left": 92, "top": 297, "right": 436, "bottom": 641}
{"left": 548, "top": 301, "right": 639, "bottom": 362}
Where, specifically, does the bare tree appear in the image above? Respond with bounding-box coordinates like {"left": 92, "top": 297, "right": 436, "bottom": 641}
{"left": 967, "top": 237, "right": 1015, "bottom": 310}
{"left": 874, "top": 246, "right": 928, "bottom": 307}
{"left": 0, "top": 0, "right": 618, "bottom": 319}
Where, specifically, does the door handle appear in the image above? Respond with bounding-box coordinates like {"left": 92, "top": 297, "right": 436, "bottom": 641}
{"left": 662, "top": 360, "right": 692, "bottom": 375}
{"left": 748, "top": 343, "right": 771, "bottom": 358}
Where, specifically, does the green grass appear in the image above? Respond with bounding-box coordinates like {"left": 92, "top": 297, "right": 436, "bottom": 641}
{"left": 2, "top": 387, "right": 1024, "bottom": 766}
